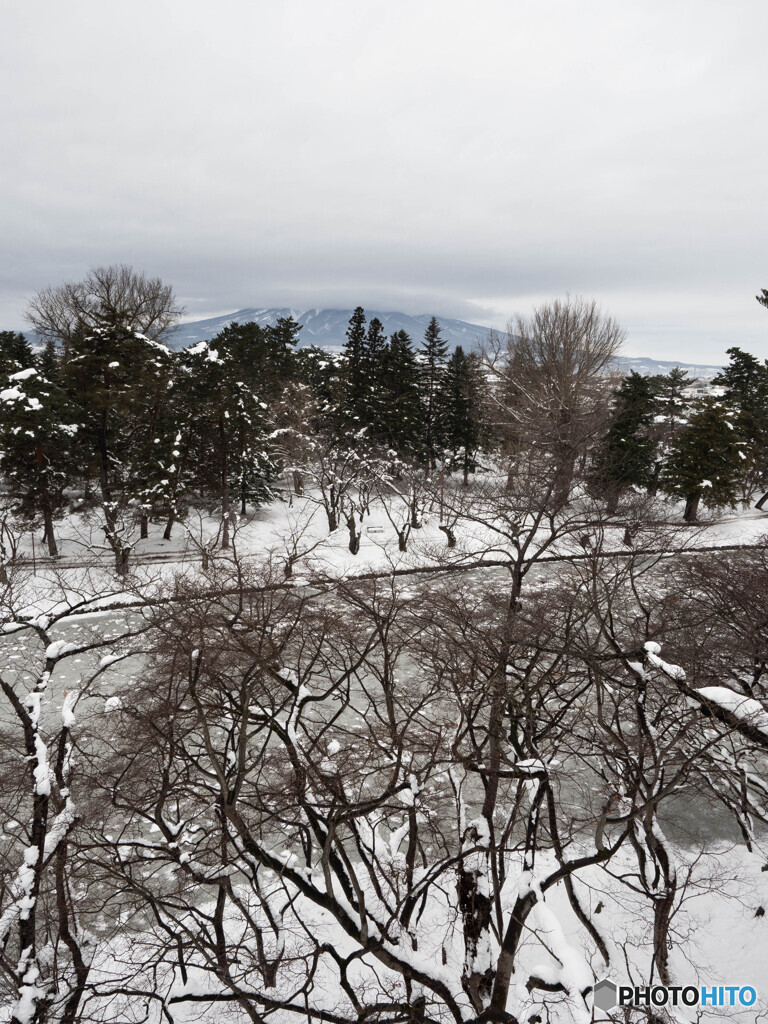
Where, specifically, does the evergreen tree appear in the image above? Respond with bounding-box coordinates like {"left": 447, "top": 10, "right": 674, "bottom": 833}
{"left": 182, "top": 340, "right": 275, "bottom": 547}
{"left": 61, "top": 325, "right": 174, "bottom": 567}
{"left": 592, "top": 371, "right": 658, "bottom": 508}
{"left": 380, "top": 330, "right": 422, "bottom": 454}
{"left": 342, "top": 307, "right": 367, "bottom": 425}
{"left": 440, "top": 346, "right": 483, "bottom": 484}
{"left": 0, "top": 331, "right": 35, "bottom": 377}
{"left": 713, "top": 347, "right": 768, "bottom": 499}
{"left": 757, "top": 288, "right": 768, "bottom": 311}
{"left": 0, "top": 365, "right": 79, "bottom": 555}
{"left": 420, "top": 316, "right": 449, "bottom": 469}
{"left": 362, "top": 317, "right": 388, "bottom": 437}
{"left": 210, "top": 318, "right": 299, "bottom": 398}
{"left": 661, "top": 399, "right": 743, "bottom": 521}
{"left": 647, "top": 367, "right": 691, "bottom": 494}
{"left": 36, "top": 339, "right": 60, "bottom": 383}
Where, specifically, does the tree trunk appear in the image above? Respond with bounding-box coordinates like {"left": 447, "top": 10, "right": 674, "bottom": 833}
{"left": 346, "top": 513, "right": 360, "bottom": 555}
{"left": 605, "top": 486, "right": 621, "bottom": 515}
{"left": 325, "top": 485, "right": 339, "bottom": 533}
{"left": 163, "top": 512, "right": 175, "bottom": 540}
{"left": 42, "top": 503, "right": 58, "bottom": 557}
{"left": 140, "top": 513, "right": 149, "bottom": 539}
{"left": 683, "top": 492, "right": 700, "bottom": 522}
{"left": 409, "top": 494, "right": 421, "bottom": 529}
{"left": 457, "top": 820, "right": 495, "bottom": 1011}
{"left": 219, "top": 412, "right": 231, "bottom": 549}
{"left": 438, "top": 524, "right": 456, "bottom": 547}
{"left": 35, "top": 445, "right": 58, "bottom": 556}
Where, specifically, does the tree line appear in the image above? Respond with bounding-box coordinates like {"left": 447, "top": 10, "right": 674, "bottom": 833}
{"left": 1, "top": 267, "right": 767, "bottom": 571}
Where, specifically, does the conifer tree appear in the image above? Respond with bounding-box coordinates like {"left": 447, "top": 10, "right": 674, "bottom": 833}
{"left": 380, "top": 330, "right": 422, "bottom": 454}
{"left": 36, "top": 339, "right": 60, "bottom": 383}
{"left": 713, "top": 347, "right": 768, "bottom": 497}
{"left": 183, "top": 339, "right": 275, "bottom": 547}
{"left": 592, "top": 371, "right": 658, "bottom": 509}
{"left": 210, "top": 318, "right": 299, "bottom": 398}
{"left": 0, "top": 331, "right": 35, "bottom": 377}
{"left": 0, "top": 365, "right": 79, "bottom": 555}
{"left": 61, "top": 326, "right": 173, "bottom": 567}
{"left": 646, "top": 367, "right": 690, "bottom": 494}
{"left": 662, "top": 399, "right": 743, "bottom": 521}
{"left": 420, "top": 316, "right": 449, "bottom": 469}
{"left": 361, "top": 317, "right": 389, "bottom": 438}
{"left": 441, "top": 346, "right": 483, "bottom": 484}
{"left": 342, "top": 306, "right": 367, "bottom": 426}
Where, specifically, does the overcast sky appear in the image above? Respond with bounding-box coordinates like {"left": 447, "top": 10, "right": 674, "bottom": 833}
{"left": 1, "top": 0, "right": 767, "bottom": 362}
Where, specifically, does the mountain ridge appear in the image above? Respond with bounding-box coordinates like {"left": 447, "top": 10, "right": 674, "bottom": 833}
{"left": 167, "top": 307, "right": 723, "bottom": 379}
{"left": 168, "top": 307, "right": 489, "bottom": 353}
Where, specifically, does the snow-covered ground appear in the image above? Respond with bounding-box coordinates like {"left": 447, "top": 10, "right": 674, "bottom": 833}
{"left": 2, "top": 484, "right": 768, "bottom": 1023}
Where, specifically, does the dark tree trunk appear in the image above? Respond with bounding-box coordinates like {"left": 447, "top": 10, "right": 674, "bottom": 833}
{"left": 42, "top": 504, "right": 58, "bottom": 557}
{"left": 346, "top": 513, "right": 360, "bottom": 555}
{"left": 438, "top": 524, "right": 456, "bottom": 547}
{"left": 140, "top": 513, "right": 149, "bottom": 539}
{"left": 457, "top": 822, "right": 495, "bottom": 1011}
{"left": 219, "top": 412, "right": 231, "bottom": 549}
{"left": 35, "top": 445, "right": 58, "bottom": 556}
{"left": 163, "top": 512, "right": 175, "bottom": 541}
{"left": 605, "top": 486, "right": 621, "bottom": 515}
{"left": 410, "top": 494, "right": 421, "bottom": 529}
{"left": 683, "top": 492, "right": 700, "bottom": 522}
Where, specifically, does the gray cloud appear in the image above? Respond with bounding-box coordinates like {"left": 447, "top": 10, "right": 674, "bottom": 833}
{"left": 1, "top": 0, "right": 767, "bottom": 362}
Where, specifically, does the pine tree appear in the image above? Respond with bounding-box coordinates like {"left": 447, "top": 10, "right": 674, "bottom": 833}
{"left": 592, "top": 371, "right": 658, "bottom": 508}
{"left": 646, "top": 367, "right": 690, "bottom": 494}
{"left": 210, "top": 318, "right": 299, "bottom": 398}
{"left": 757, "top": 288, "right": 768, "bottom": 311}
{"left": 661, "top": 399, "right": 743, "bottom": 521}
{"left": 362, "top": 317, "right": 388, "bottom": 437}
{"left": 61, "top": 325, "right": 174, "bottom": 567}
{"left": 0, "top": 331, "right": 35, "bottom": 377}
{"left": 379, "top": 330, "right": 422, "bottom": 454}
{"left": 441, "top": 346, "right": 483, "bottom": 484}
{"left": 182, "top": 339, "right": 275, "bottom": 547}
{"left": 0, "top": 365, "right": 79, "bottom": 555}
{"left": 342, "top": 307, "right": 367, "bottom": 426}
{"left": 713, "top": 347, "right": 768, "bottom": 501}
{"left": 420, "top": 316, "right": 449, "bottom": 469}
{"left": 36, "top": 339, "right": 60, "bottom": 383}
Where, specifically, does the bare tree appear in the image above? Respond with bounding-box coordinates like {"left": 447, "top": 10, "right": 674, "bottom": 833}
{"left": 25, "top": 265, "right": 183, "bottom": 348}
{"left": 0, "top": 554, "right": 155, "bottom": 1023}
{"left": 482, "top": 296, "right": 623, "bottom": 505}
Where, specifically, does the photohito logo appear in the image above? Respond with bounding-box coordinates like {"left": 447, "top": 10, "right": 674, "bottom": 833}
{"left": 593, "top": 978, "right": 757, "bottom": 1011}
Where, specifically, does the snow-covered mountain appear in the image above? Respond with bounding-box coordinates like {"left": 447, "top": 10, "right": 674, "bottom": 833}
{"left": 167, "top": 308, "right": 489, "bottom": 352}
{"left": 612, "top": 355, "right": 723, "bottom": 380}
{"left": 167, "top": 307, "right": 723, "bottom": 379}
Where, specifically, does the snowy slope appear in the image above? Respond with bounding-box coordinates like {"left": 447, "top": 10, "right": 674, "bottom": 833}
{"left": 167, "top": 307, "right": 490, "bottom": 352}
{"left": 166, "top": 308, "right": 724, "bottom": 378}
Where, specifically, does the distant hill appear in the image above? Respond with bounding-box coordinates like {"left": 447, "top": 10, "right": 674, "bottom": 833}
{"left": 167, "top": 308, "right": 489, "bottom": 352}
{"left": 21, "top": 306, "right": 722, "bottom": 380}
{"left": 612, "top": 356, "right": 722, "bottom": 381}
{"left": 166, "top": 308, "right": 723, "bottom": 380}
